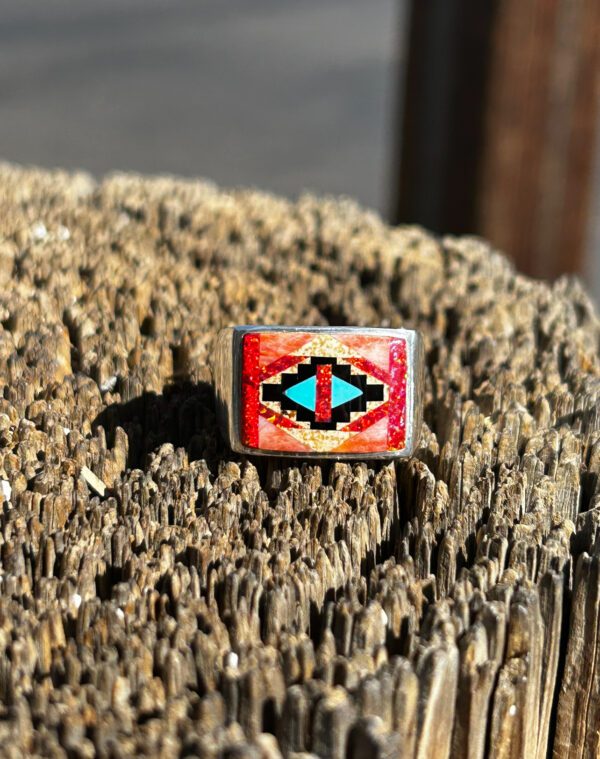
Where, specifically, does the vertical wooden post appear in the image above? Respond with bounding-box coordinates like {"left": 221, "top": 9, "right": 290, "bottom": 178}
{"left": 392, "top": 0, "right": 498, "bottom": 236}
{"left": 392, "top": 0, "right": 600, "bottom": 279}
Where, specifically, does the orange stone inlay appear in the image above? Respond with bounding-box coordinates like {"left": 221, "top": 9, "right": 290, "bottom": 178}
{"left": 240, "top": 331, "right": 408, "bottom": 454}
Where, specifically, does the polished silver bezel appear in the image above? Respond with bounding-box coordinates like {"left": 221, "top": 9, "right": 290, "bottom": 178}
{"left": 214, "top": 326, "right": 424, "bottom": 460}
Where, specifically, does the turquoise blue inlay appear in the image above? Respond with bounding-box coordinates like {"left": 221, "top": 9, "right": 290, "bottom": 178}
{"left": 331, "top": 375, "right": 362, "bottom": 408}
{"left": 284, "top": 376, "right": 317, "bottom": 411}
{"left": 284, "top": 373, "right": 363, "bottom": 411}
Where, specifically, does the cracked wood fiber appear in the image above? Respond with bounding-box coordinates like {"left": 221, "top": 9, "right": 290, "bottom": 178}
{"left": 0, "top": 164, "right": 599, "bottom": 758}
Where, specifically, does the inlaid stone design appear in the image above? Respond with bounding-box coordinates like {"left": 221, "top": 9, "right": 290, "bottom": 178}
{"left": 240, "top": 331, "right": 408, "bottom": 454}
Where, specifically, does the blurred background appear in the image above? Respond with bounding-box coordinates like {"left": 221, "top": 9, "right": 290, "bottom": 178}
{"left": 1, "top": 0, "right": 599, "bottom": 297}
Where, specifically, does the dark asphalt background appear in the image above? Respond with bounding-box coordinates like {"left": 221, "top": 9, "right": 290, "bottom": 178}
{"left": 0, "top": 0, "right": 402, "bottom": 214}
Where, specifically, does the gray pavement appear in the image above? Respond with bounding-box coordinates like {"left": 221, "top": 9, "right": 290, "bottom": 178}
{"left": 0, "top": 0, "right": 401, "bottom": 214}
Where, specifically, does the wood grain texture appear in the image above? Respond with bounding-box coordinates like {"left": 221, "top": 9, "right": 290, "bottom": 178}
{"left": 0, "top": 163, "right": 599, "bottom": 757}
{"left": 478, "top": 0, "right": 600, "bottom": 279}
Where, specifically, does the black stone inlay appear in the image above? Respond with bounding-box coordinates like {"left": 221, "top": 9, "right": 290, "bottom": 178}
{"left": 261, "top": 356, "right": 384, "bottom": 431}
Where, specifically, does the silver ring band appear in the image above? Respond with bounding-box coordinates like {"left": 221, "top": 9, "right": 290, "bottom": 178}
{"left": 215, "top": 325, "right": 424, "bottom": 459}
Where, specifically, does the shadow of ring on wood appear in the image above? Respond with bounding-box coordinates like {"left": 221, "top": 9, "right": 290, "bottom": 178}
{"left": 91, "top": 380, "right": 222, "bottom": 469}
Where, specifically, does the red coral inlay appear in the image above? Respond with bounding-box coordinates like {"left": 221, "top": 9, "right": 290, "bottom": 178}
{"left": 315, "top": 363, "right": 332, "bottom": 422}
{"left": 387, "top": 338, "right": 407, "bottom": 450}
{"left": 340, "top": 401, "right": 390, "bottom": 433}
{"left": 241, "top": 333, "right": 261, "bottom": 447}
{"left": 258, "top": 403, "right": 303, "bottom": 429}
{"left": 346, "top": 355, "right": 390, "bottom": 385}
{"left": 259, "top": 353, "right": 307, "bottom": 382}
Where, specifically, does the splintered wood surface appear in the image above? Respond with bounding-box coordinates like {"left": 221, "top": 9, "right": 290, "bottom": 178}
{"left": 0, "top": 164, "right": 599, "bottom": 758}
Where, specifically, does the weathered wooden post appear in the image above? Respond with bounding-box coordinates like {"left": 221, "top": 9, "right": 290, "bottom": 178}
{"left": 0, "top": 163, "right": 598, "bottom": 757}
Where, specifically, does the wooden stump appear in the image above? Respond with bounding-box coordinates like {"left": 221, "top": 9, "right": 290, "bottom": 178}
{"left": 0, "top": 163, "right": 598, "bottom": 758}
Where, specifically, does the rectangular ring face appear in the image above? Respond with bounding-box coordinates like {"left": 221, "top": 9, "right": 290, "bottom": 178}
{"left": 235, "top": 328, "right": 418, "bottom": 457}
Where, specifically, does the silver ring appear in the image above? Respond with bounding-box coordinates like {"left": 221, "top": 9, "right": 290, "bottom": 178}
{"left": 215, "top": 326, "right": 424, "bottom": 459}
